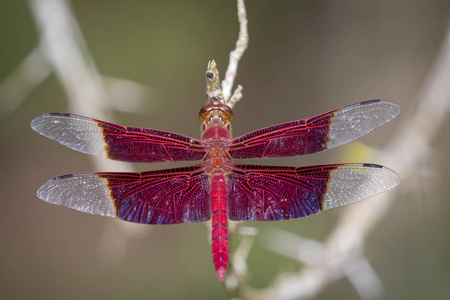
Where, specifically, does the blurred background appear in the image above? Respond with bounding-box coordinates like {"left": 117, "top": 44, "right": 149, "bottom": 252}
{"left": 1, "top": 0, "right": 450, "bottom": 299}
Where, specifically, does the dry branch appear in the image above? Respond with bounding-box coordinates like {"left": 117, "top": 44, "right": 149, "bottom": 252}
{"left": 222, "top": 0, "right": 248, "bottom": 108}
{"left": 28, "top": 0, "right": 148, "bottom": 264}
{"left": 240, "top": 20, "right": 450, "bottom": 300}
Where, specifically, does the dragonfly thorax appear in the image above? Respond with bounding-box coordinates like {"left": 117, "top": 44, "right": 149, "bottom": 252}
{"left": 202, "top": 113, "right": 232, "bottom": 175}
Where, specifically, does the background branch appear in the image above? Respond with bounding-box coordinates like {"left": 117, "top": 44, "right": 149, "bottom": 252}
{"left": 241, "top": 20, "right": 450, "bottom": 300}
{"left": 28, "top": 0, "right": 149, "bottom": 263}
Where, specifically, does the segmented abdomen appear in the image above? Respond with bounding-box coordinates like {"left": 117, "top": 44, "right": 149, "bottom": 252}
{"left": 210, "top": 173, "right": 229, "bottom": 281}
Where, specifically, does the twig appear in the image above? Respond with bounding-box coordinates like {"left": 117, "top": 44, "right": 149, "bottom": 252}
{"left": 0, "top": 43, "right": 151, "bottom": 117}
{"left": 0, "top": 47, "right": 51, "bottom": 116}
{"left": 224, "top": 227, "right": 257, "bottom": 296}
{"left": 221, "top": 0, "right": 251, "bottom": 293}
{"left": 222, "top": 0, "right": 248, "bottom": 107}
{"left": 28, "top": 0, "right": 110, "bottom": 120}
{"left": 226, "top": 85, "right": 244, "bottom": 109}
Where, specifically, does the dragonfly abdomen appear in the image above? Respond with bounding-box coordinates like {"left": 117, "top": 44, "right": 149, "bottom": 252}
{"left": 210, "top": 173, "right": 229, "bottom": 281}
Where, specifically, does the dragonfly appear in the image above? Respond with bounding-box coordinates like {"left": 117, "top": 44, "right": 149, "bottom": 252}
{"left": 31, "top": 61, "right": 400, "bottom": 282}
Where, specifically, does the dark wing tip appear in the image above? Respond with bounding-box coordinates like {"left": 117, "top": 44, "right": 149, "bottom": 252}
{"left": 360, "top": 99, "right": 383, "bottom": 105}
{"left": 361, "top": 163, "right": 383, "bottom": 168}
{"left": 53, "top": 174, "right": 75, "bottom": 180}
{"left": 48, "top": 112, "right": 73, "bottom": 117}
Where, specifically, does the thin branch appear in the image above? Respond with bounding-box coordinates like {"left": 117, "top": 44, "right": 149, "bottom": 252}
{"left": 29, "top": 0, "right": 110, "bottom": 120}
{"left": 226, "top": 85, "right": 244, "bottom": 109}
{"left": 344, "top": 257, "right": 383, "bottom": 300}
{"left": 103, "top": 76, "right": 156, "bottom": 114}
{"left": 263, "top": 228, "right": 323, "bottom": 264}
{"left": 0, "top": 47, "right": 51, "bottom": 116}
{"left": 222, "top": 0, "right": 250, "bottom": 292}
{"left": 0, "top": 48, "right": 151, "bottom": 118}
{"left": 222, "top": 0, "right": 248, "bottom": 107}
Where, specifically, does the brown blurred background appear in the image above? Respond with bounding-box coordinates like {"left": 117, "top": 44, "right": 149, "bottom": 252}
{"left": 1, "top": 0, "right": 450, "bottom": 299}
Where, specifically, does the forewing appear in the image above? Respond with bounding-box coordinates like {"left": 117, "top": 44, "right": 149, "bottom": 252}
{"left": 229, "top": 100, "right": 400, "bottom": 159}
{"left": 37, "top": 165, "right": 211, "bottom": 224}
{"left": 228, "top": 163, "right": 399, "bottom": 221}
{"left": 31, "top": 113, "right": 205, "bottom": 162}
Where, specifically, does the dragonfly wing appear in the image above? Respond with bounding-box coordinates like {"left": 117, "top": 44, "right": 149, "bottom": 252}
{"left": 37, "top": 165, "right": 211, "bottom": 224}
{"left": 229, "top": 99, "right": 400, "bottom": 159}
{"left": 227, "top": 163, "right": 399, "bottom": 221}
{"left": 31, "top": 113, "right": 205, "bottom": 163}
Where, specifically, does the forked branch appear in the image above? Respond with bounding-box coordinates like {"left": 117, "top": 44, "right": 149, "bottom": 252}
{"left": 222, "top": 0, "right": 248, "bottom": 108}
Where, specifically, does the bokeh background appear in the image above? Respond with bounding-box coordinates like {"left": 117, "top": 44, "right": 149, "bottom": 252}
{"left": 1, "top": 0, "right": 450, "bottom": 299}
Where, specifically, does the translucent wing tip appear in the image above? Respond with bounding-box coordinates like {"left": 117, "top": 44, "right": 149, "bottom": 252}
{"left": 32, "top": 112, "right": 68, "bottom": 134}
{"left": 31, "top": 112, "right": 108, "bottom": 158}
{"left": 362, "top": 163, "right": 401, "bottom": 188}
{"left": 327, "top": 99, "right": 401, "bottom": 149}
{"left": 323, "top": 163, "right": 400, "bottom": 211}
{"left": 36, "top": 173, "right": 72, "bottom": 202}
{"left": 37, "top": 174, "right": 116, "bottom": 217}
{"left": 31, "top": 113, "right": 50, "bottom": 135}
{"left": 360, "top": 99, "right": 400, "bottom": 120}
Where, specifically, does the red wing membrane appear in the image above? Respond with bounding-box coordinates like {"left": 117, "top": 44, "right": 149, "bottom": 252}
{"left": 229, "top": 100, "right": 400, "bottom": 159}
{"left": 31, "top": 113, "right": 205, "bottom": 163}
{"left": 37, "top": 165, "right": 211, "bottom": 224}
{"left": 227, "top": 163, "right": 400, "bottom": 221}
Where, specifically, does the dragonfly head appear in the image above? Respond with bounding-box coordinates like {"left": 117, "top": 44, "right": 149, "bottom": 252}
{"left": 199, "top": 101, "right": 233, "bottom": 124}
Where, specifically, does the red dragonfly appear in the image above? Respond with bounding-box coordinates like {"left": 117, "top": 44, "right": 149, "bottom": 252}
{"left": 31, "top": 61, "right": 400, "bottom": 281}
